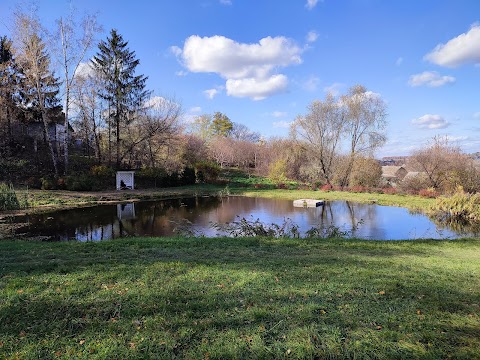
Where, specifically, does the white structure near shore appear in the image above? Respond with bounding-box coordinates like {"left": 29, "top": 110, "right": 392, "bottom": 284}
{"left": 293, "top": 199, "right": 324, "bottom": 208}
{"left": 116, "top": 171, "right": 135, "bottom": 190}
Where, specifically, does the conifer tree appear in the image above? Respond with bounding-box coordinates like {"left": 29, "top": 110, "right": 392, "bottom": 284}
{"left": 92, "top": 29, "right": 150, "bottom": 168}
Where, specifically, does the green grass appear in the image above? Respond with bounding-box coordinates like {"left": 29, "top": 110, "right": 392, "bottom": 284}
{"left": 239, "top": 189, "right": 435, "bottom": 211}
{"left": 1, "top": 237, "right": 479, "bottom": 359}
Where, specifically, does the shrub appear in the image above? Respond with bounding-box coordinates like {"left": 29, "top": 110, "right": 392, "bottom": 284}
{"left": 320, "top": 184, "right": 333, "bottom": 192}
{"left": 419, "top": 188, "right": 439, "bottom": 198}
{"left": 429, "top": 187, "right": 480, "bottom": 223}
{"left": 66, "top": 175, "right": 94, "bottom": 191}
{"left": 382, "top": 187, "right": 397, "bottom": 195}
{"left": 0, "top": 183, "right": 20, "bottom": 210}
{"left": 90, "top": 165, "right": 115, "bottom": 177}
{"left": 195, "top": 161, "right": 220, "bottom": 183}
{"left": 26, "top": 177, "right": 42, "bottom": 189}
{"left": 40, "top": 177, "right": 54, "bottom": 190}
{"left": 268, "top": 159, "right": 288, "bottom": 184}
{"left": 180, "top": 167, "right": 196, "bottom": 186}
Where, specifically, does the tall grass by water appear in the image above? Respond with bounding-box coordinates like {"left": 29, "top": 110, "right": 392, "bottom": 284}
{"left": 1, "top": 237, "right": 479, "bottom": 358}
{"left": 0, "top": 183, "right": 28, "bottom": 211}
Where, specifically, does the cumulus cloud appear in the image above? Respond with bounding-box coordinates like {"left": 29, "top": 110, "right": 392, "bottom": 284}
{"left": 323, "top": 82, "right": 345, "bottom": 96}
{"left": 408, "top": 71, "right": 456, "bottom": 87}
{"left": 178, "top": 35, "right": 302, "bottom": 100}
{"left": 175, "top": 70, "right": 188, "bottom": 77}
{"left": 303, "top": 75, "right": 320, "bottom": 92}
{"left": 189, "top": 106, "right": 202, "bottom": 113}
{"left": 272, "top": 111, "right": 287, "bottom": 118}
{"left": 305, "top": 0, "right": 319, "bottom": 10}
{"left": 424, "top": 24, "right": 480, "bottom": 67}
{"left": 74, "top": 61, "right": 95, "bottom": 78}
{"left": 170, "top": 45, "right": 182, "bottom": 57}
{"left": 395, "top": 57, "right": 403, "bottom": 66}
{"left": 306, "top": 30, "right": 319, "bottom": 43}
{"left": 411, "top": 114, "right": 450, "bottom": 129}
{"left": 219, "top": 0, "right": 232, "bottom": 4}
{"left": 273, "top": 120, "right": 293, "bottom": 128}
{"left": 203, "top": 88, "right": 219, "bottom": 100}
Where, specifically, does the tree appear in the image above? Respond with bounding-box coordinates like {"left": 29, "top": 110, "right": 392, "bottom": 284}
{"left": 410, "top": 136, "right": 478, "bottom": 193}
{"left": 54, "top": 10, "right": 100, "bottom": 173}
{"left": 230, "top": 122, "right": 261, "bottom": 143}
{"left": 292, "top": 93, "right": 345, "bottom": 185}
{"left": 93, "top": 29, "right": 150, "bottom": 168}
{"left": 14, "top": 11, "right": 62, "bottom": 176}
{"left": 339, "top": 85, "right": 387, "bottom": 187}
{"left": 190, "top": 114, "right": 213, "bottom": 140}
{"left": 211, "top": 111, "right": 233, "bottom": 137}
{"left": 0, "top": 36, "right": 20, "bottom": 155}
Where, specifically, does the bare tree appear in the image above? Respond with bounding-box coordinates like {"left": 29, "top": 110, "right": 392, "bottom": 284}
{"left": 291, "top": 93, "right": 345, "bottom": 185}
{"left": 14, "top": 11, "right": 61, "bottom": 176}
{"left": 54, "top": 10, "right": 101, "bottom": 173}
{"left": 339, "top": 85, "right": 387, "bottom": 187}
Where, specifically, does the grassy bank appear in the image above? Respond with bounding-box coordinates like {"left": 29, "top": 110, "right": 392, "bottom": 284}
{"left": 1, "top": 237, "right": 479, "bottom": 359}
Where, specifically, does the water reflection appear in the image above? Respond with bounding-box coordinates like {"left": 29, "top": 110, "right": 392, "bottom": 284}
{"left": 16, "top": 196, "right": 473, "bottom": 241}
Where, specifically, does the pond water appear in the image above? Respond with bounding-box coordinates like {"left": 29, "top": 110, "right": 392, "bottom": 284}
{"left": 10, "top": 196, "right": 473, "bottom": 241}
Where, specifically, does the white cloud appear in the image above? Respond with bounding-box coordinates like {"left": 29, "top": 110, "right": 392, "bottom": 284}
{"left": 473, "top": 112, "right": 480, "bottom": 119}
{"left": 408, "top": 71, "right": 456, "bottom": 87}
{"left": 175, "top": 70, "right": 188, "bottom": 77}
{"left": 323, "top": 82, "right": 344, "bottom": 96}
{"left": 74, "top": 61, "right": 95, "bottom": 79}
{"left": 273, "top": 120, "right": 293, "bottom": 128}
{"left": 424, "top": 24, "right": 480, "bottom": 67}
{"left": 395, "top": 57, "right": 403, "bottom": 66}
{"left": 305, "top": 0, "right": 319, "bottom": 10}
{"left": 226, "top": 75, "right": 288, "bottom": 100}
{"left": 411, "top": 114, "right": 450, "bottom": 129}
{"left": 303, "top": 75, "right": 319, "bottom": 92}
{"left": 272, "top": 111, "right": 287, "bottom": 118}
{"left": 219, "top": 0, "right": 232, "bottom": 4}
{"left": 179, "top": 35, "right": 302, "bottom": 100}
{"left": 306, "top": 30, "right": 319, "bottom": 43}
{"left": 203, "top": 88, "right": 219, "bottom": 99}
{"left": 189, "top": 106, "right": 202, "bottom": 113}
{"left": 170, "top": 45, "right": 182, "bottom": 57}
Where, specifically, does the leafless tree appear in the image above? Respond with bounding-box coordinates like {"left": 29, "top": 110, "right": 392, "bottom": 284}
{"left": 54, "top": 9, "right": 101, "bottom": 173}
{"left": 14, "top": 10, "right": 60, "bottom": 176}
{"left": 292, "top": 93, "right": 345, "bottom": 185}
{"left": 339, "top": 85, "right": 387, "bottom": 187}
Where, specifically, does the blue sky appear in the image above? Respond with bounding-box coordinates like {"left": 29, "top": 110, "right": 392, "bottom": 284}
{"left": 1, "top": 0, "right": 480, "bottom": 156}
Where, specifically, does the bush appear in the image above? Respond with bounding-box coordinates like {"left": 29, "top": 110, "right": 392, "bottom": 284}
{"left": 195, "top": 161, "right": 220, "bottom": 183}
{"left": 0, "top": 183, "right": 20, "bottom": 210}
{"left": 320, "top": 184, "right": 333, "bottom": 192}
{"left": 429, "top": 187, "right": 480, "bottom": 224}
{"left": 90, "top": 165, "right": 115, "bottom": 177}
{"left": 26, "top": 177, "right": 42, "bottom": 189}
{"left": 268, "top": 159, "right": 288, "bottom": 184}
{"left": 419, "top": 188, "right": 439, "bottom": 198}
{"left": 382, "top": 187, "right": 397, "bottom": 195}
{"left": 40, "top": 177, "right": 55, "bottom": 190}
{"left": 66, "top": 175, "right": 94, "bottom": 191}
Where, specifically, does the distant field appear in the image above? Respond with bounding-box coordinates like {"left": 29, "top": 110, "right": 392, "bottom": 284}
{"left": 1, "top": 237, "right": 479, "bottom": 358}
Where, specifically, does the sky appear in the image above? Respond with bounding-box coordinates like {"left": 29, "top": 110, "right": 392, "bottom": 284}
{"left": 1, "top": 0, "right": 480, "bottom": 156}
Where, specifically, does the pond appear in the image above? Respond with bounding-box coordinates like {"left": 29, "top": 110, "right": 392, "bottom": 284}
{"left": 8, "top": 196, "right": 475, "bottom": 241}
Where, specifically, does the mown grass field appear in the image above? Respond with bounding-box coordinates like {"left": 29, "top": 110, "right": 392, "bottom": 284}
{"left": 1, "top": 237, "right": 479, "bottom": 359}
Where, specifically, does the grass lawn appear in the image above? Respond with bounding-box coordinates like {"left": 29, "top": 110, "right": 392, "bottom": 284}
{"left": 1, "top": 237, "right": 479, "bottom": 359}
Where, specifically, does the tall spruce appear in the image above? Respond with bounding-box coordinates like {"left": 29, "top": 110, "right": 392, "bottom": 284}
{"left": 0, "top": 36, "right": 20, "bottom": 155}
{"left": 92, "top": 29, "right": 149, "bottom": 168}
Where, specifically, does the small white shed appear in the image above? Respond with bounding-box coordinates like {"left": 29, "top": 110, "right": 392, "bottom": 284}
{"left": 116, "top": 171, "right": 135, "bottom": 190}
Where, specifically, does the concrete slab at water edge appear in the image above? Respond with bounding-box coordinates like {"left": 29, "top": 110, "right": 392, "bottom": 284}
{"left": 293, "top": 199, "right": 324, "bottom": 208}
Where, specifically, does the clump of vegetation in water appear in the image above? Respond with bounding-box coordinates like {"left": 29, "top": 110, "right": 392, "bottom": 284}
{"left": 0, "top": 183, "right": 29, "bottom": 211}
{"left": 210, "top": 216, "right": 360, "bottom": 239}
{"left": 429, "top": 187, "right": 480, "bottom": 224}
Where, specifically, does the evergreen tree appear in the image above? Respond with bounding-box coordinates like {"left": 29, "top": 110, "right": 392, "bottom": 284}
{"left": 0, "top": 36, "right": 20, "bottom": 155}
{"left": 92, "top": 29, "right": 150, "bottom": 168}
{"left": 211, "top": 112, "right": 233, "bottom": 137}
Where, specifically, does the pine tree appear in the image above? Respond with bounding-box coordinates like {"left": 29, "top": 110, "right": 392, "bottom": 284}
{"left": 92, "top": 29, "right": 150, "bottom": 168}
{"left": 0, "top": 36, "right": 19, "bottom": 155}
